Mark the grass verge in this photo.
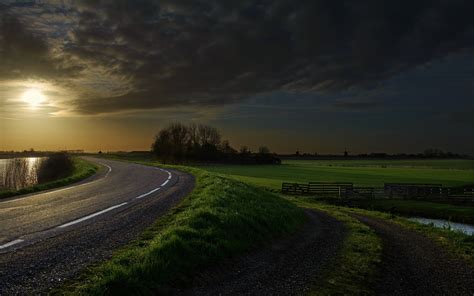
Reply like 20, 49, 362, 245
292, 199, 381, 295
59, 163, 304, 295
0, 157, 98, 200
326, 199, 474, 224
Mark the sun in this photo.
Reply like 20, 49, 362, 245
21, 89, 46, 108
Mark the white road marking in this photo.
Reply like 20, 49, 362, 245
1, 165, 173, 251
0, 239, 24, 249
57, 202, 128, 228
103, 163, 112, 177
136, 187, 161, 199
58, 168, 172, 228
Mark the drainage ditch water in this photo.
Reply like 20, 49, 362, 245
0, 157, 44, 191
408, 217, 474, 235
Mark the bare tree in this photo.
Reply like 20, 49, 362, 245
258, 146, 270, 155
151, 129, 173, 164
198, 124, 221, 146
239, 146, 250, 155
168, 123, 190, 161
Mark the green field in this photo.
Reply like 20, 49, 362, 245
199, 159, 474, 190
285, 159, 474, 170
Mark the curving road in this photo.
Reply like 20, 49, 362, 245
0, 157, 194, 294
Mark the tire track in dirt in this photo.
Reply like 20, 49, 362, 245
175, 209, 346, 296
352, 214, 474, 296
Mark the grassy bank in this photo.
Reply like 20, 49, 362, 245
0, 157, 98, 200
293, 199, 382, 295
327, 199, 474, 224
60, 163, 304, 295
199, 159, 474, 190
197, 161, 473, 292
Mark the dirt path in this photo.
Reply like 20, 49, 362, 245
353, 214, 474, 296
175, 209, 346, 296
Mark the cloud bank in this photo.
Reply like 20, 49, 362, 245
1, 0, 474, 115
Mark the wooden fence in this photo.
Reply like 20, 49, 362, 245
282, 182, 474, 199
282, 182, 353, 197
441, 185, 474, 197
384, 183, 442, 198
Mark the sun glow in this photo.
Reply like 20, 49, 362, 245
21, 89, 46, 108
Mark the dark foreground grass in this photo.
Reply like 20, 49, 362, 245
59, 164, 304, 295
293, 199, 381, 295
0, 157, 97, 200
328, 199, 474, 224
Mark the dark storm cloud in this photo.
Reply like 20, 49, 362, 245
3, 0, 474, 114
0, 6, 50, 78
332, 100, 382, 111
0, 4, 81, 80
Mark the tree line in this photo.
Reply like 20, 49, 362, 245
151, 123, 280, 164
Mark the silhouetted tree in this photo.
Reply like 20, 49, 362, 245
256, 146, 276, 164
37, 153, 74, 183
239, 145, 250, 155
197, 124, 221, 147
258, 146, 270, 155
151, 123, 280, 164
168, 123, 190, 162
152, 129, 173, 163
219, 140, 237, 161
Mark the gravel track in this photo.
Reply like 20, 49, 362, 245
176, 209, 346, 296
353, 214, 474, 296
0, 167, 194, 295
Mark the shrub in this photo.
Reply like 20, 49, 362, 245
37, 153, 74, 183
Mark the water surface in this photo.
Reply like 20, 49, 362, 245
408, 217, 474, 235
0, 157, 45, 190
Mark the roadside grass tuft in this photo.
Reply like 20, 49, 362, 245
0, 157, 97, 200
294, 199, 382, 296
59, 164, 304, 295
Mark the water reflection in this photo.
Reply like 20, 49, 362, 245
408, 217, 474, 235
0, 158, 44, 190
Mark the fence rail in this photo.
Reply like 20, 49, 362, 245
282, 182, 353, 197
384, 183, 442, 198
282, 182, 474, 199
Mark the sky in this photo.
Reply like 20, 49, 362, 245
0, 0, 473, 154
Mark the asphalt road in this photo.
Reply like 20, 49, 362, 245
0, 157, 194, 294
